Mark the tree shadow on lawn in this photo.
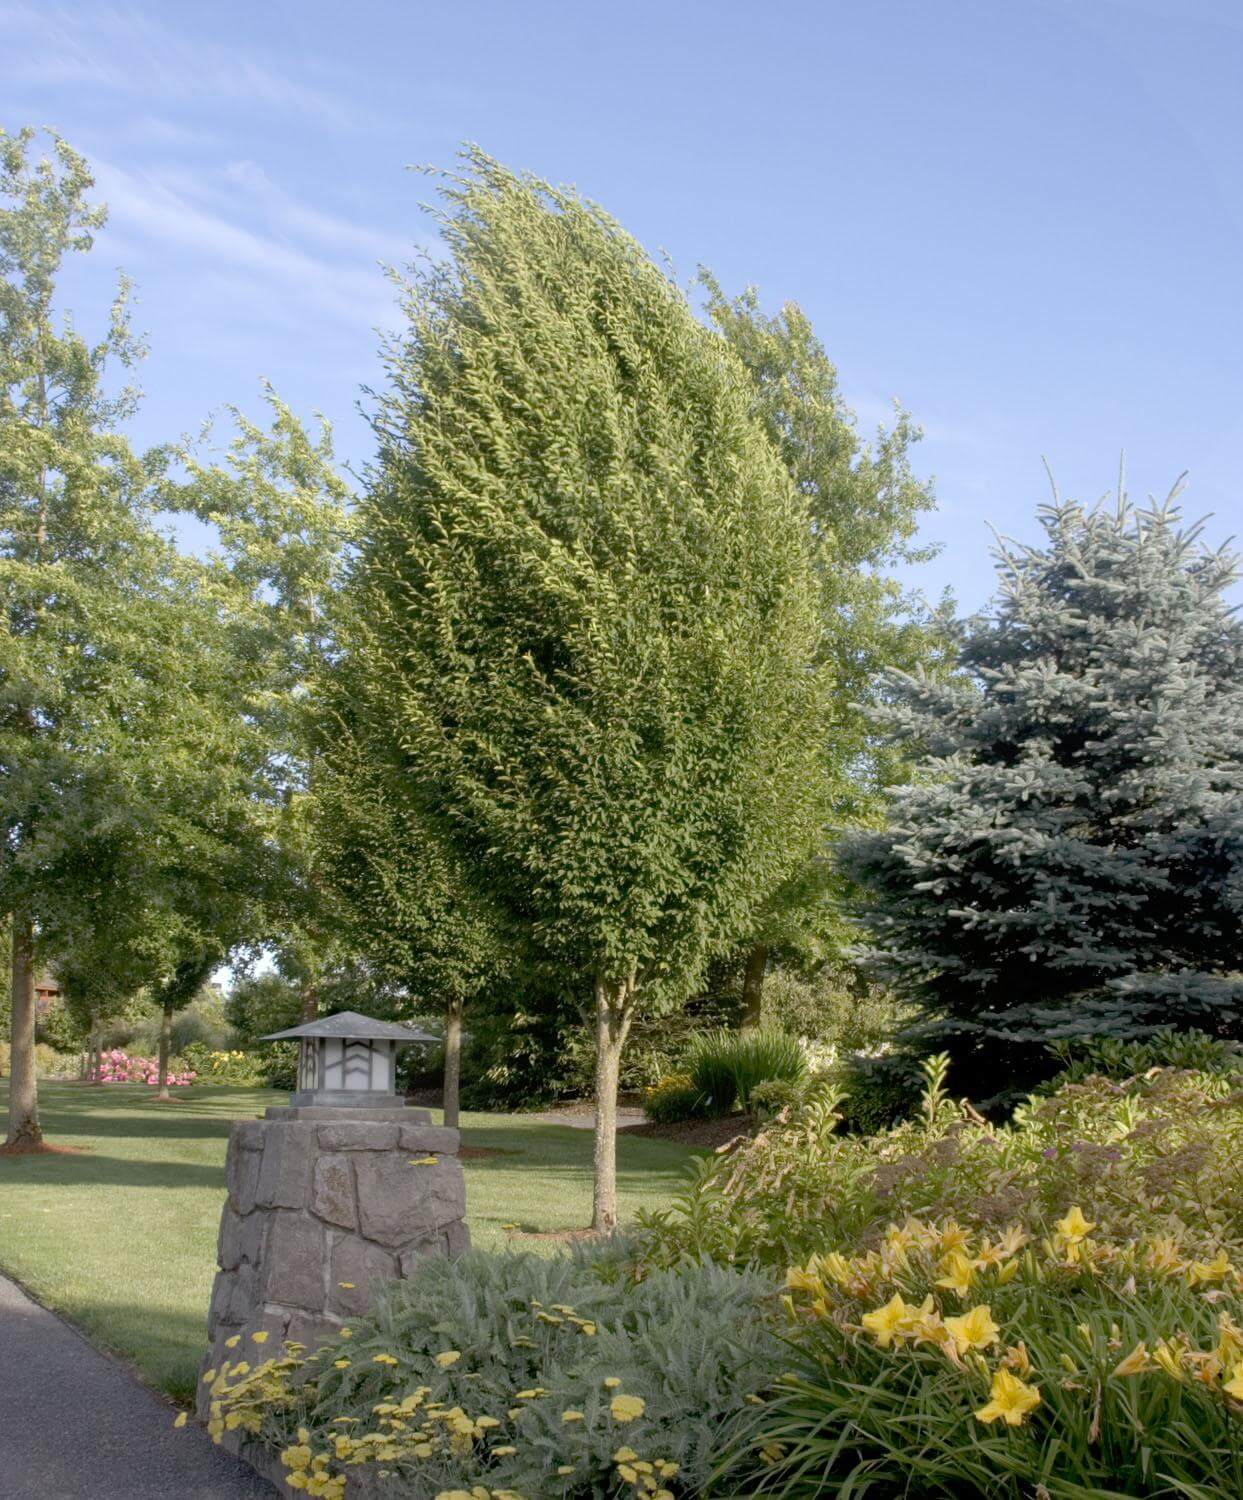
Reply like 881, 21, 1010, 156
0, 1151, 226, 1190
14, 1084, 277, 1144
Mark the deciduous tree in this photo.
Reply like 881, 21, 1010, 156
352, 151, 827, 1227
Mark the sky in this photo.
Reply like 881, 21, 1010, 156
4, 0, 1242, 611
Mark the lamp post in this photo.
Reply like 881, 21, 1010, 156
199, 1008, 469, 1432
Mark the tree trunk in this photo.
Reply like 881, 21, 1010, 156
442, 995, 463, 1130
741, 943, 768, 1029
591, 974, 634, 1234
299, 976, 319, 1025
156, 1002, 173, 1100
6, 913, 41, 1147
89, 1017, 102, 1083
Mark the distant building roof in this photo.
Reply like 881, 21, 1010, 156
261, 1010, 437, 1044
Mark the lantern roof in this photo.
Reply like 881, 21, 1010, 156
260, 1010, 437, 1044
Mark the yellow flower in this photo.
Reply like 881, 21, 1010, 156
603, 1376, 621, 1388
974, 1368, 1042, 1426
1112, 1342, 1152, 1378
173, 1412, 187, 1428
224, 1335, 241, 1349
435, 1350, 462, 1368
410, 1156, 439, 1166
938, 1220, 971, 1254
333, 1358, 350, 1369
492, 1445, 516, 1456
561, 1409, 584, 1422
785, 1264, 825, 1295
337, 1282, 355, 1290
1055, 1207, 1095, 1243
251, 1331, 269, 1344
1224, 1364, 1243, 1401
861, 1293, 914, 1348
817, 1252, 855, 1286
434, 1491, 476, 1500
372, 1353, 399, 1366
1189, 1251, 1233, 1286
1153, 1340, 1185, 1380
610, 1393, 645, 1422
557, 1466, 574, 1475
944, 1305, 1000, 1355
614, 1447, 638, 1462
1002, 1342, 1031, 1376
935, 1251, 975, 1298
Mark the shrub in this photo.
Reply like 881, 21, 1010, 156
632, 1056, 1243, 1274
748, 1077, 812, 1121
642, 1073, 703, 1124
180, 1043, 264, 1086
34, 1043, 79, 1079
1044, 1027, 1242, 1089
205, 1249, 783, 1499
94, 1049, 196, 1086
684, 1027, 807, 1117
728, 1217, 1243, 1498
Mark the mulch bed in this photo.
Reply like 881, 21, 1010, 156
621, 1113, 756, 1150
0, 1139, 85, 1157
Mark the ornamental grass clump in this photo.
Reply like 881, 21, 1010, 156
203, 1249, 783, 1499
723, 1214, 1243, 1498
684, 1027, 807, 1117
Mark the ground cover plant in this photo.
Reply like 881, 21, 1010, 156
205, 1249, 783, 1500
0, 1081, 699, 1398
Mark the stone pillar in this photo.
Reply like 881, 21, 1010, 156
197, 1105, 468, 1419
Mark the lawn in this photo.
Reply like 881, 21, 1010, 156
0, 1081, 698, 1400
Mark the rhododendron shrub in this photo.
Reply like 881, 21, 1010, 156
96, 1049, 196, 1086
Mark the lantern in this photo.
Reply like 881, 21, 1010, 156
261, 1010, 436, 1107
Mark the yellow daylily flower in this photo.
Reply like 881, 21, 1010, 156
1153, 1340, 1185, 1380
1112, 1342, 1153, 1378
1224, 1364, 1243, 1401
944, 1304, 1000, 1355
1189, 1251, 1234, 1286
861, 1293, 914, 1348
785, 1264, 825, 1295
935, 1250, 975, 1298
974, 1368, 1042, 1426
1055, 1207, 1095, 1243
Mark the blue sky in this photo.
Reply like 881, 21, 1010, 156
4, 0, 1242, 610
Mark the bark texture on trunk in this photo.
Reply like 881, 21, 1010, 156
442, 996, 463, 1130
591, 974, 634, 1234
88, 1018, 102, 1084
299, 978, 319, 1025
741, 943, 768, 1029
157, 1002, 173, 1100
6, 913, 41, 1147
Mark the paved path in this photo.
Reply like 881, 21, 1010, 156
530, 1104, 646, 1130
0, 1273, 275, 1500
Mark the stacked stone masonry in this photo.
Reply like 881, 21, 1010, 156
197, 1107, 469, 1419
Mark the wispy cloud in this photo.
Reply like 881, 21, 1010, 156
92, 157, 405, 332
0, 2, 364, 127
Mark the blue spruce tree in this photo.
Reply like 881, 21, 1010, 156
845, 482, 1243, 1100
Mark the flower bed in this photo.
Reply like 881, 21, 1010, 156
97, 1049, 196, 1086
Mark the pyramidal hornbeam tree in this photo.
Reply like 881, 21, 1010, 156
844, 483, 1243, 1100
352, 150, 827, 1229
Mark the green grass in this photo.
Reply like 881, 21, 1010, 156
0, 1081, 699, 1400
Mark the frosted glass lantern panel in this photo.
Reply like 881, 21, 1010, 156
320, 1038, 395, 1092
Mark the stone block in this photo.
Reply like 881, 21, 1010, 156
311, 1153, 357, 1228
255, 1122, 316, 1210
442, 1219, 471, 1257
234, 1119, 266, 1151
397, 1124, 459, 1155
315, 1122, 399, 1152
285, 1311, 341, 1351
217, 1207, 243, 1271
328, 1236, 397, 1317
237, 1210, 266, 1267
260, 1213, 324, 1311
224, 1264, 259, 1325
228, 1143, 262, 1216
355, 1153, 447, 1246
